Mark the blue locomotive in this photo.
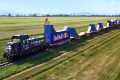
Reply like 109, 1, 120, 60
4, 34, 46, 60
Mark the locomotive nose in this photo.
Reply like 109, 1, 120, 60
4, 44, 12, 57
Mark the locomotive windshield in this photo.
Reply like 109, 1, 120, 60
11, 34, 29, 42
7, 42, 13, 48
11, 38, 20, 43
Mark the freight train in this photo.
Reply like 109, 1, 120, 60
3, 19, 120, 61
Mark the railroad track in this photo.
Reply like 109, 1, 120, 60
0, 29, 118, 69
0, 61, 13, 68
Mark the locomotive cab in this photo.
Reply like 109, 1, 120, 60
4, 34, 29, 61
4, 42, 21, 61
11, 34, 29, 42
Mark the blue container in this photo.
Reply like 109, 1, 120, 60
66, 27, 78, 38
44, 24, 54, 44
107, 20, 113, 27
114, 20, 117, 25
116, 20, 120, 25
119, 20, 120, 24
44, 24, 70, 45
89, 24, 97, 32
98, 23, 104, 30
116, 20, 120, 24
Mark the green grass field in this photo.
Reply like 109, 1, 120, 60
0, 17, 120, 80
0, 17, 118, 40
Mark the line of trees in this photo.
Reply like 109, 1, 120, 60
0, 13, 120, 17
0, 13, 38, 17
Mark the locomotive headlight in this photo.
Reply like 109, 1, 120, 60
7, 46, 12, 50
5, 45, 12, 54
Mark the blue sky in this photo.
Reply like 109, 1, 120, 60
0, 0, 120, 15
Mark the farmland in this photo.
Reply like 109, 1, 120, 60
0, 17, 120, 80
0, 17, 118, 40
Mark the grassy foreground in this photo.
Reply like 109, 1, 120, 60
30, 30, 120, 80
3, 29, 120, 80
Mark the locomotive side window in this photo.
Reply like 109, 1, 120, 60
33, 39, 40, 46
22, 40, 29, 50
28, 38, 41, 46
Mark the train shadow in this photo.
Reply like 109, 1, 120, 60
13, 26, 120, 67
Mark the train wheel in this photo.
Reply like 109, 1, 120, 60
6, 55, 14, 62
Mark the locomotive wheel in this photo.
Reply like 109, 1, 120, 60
6, 55, 14, 62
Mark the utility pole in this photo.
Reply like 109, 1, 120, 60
44, 16, 49, 25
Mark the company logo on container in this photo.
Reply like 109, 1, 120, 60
64, 32, 68, 38
54, 32, 69, 41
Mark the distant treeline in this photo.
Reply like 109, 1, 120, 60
0, 13, 120, 17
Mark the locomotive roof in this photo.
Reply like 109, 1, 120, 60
28, 37, 44, 41
11, 34, 29, 40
